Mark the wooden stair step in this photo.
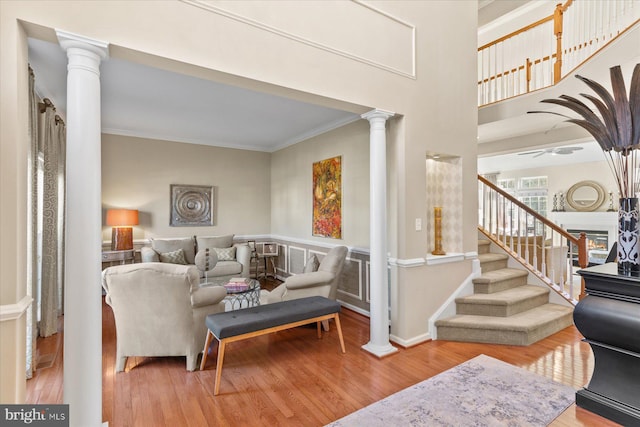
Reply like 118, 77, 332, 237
456, 285, 550, 317
435, 303, 574, 346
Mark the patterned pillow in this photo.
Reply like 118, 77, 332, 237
159, 249, 187, 265
303, 254, 319, 273
214, 247, 236, 261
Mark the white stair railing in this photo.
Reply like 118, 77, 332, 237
478, 0, 640, 106
478, 175, 588, 303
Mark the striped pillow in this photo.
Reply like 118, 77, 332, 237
214, 247, 236, 261
159, 249, 187, 265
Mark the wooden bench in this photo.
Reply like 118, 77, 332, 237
200, 296, 346, 395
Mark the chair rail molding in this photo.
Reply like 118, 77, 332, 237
0, 295, 33, 322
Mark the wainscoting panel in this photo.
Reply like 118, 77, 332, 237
365, 260, 371, 303
287, 246, 307, 275
275, 243, 288, 276
338, 257, 363, 300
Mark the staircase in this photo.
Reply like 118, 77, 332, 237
435, 240, 574, 346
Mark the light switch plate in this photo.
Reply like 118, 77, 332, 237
415, 218, 422, 231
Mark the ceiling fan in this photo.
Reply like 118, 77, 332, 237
518, 146, 584, 158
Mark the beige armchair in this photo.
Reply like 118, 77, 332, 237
261, 246, 348, 304
102, 262, 227, 371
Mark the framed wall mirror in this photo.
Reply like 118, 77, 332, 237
566, 180, 606, 211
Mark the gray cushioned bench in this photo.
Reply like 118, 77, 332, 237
200, 296, 346, 395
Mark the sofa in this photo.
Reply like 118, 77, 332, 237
140, 234, 251, 280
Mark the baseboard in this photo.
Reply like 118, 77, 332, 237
390, 332, 432, 348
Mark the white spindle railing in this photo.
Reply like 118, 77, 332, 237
562, 0, 639, 73
478, 176, 588, 303
478, 0, 640, 106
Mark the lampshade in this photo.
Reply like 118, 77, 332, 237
106, 209, 139, 226
106, 209, 139, 251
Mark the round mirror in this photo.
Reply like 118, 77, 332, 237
566, 180, 606, 211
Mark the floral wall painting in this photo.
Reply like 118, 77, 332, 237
313, 156, 342, 239
170, 184, 214, 226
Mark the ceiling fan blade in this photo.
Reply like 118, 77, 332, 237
518, 151, 542, 156
554, 146, 585, 155
533, 152, 546, 158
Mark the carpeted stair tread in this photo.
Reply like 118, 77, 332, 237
478, 240, 491, 254
474, 268, 528, 284
456, 285, 548, 306
478, 252, 509, 272
436, 303, 573, 332
478, 252, 508, 263
455, 285, 550, 316
473, 268, 528, 293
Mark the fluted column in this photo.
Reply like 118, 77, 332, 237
361, 109, 398, 358
57, 30, 108, 427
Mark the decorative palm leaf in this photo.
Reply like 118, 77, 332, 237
529, 64, 640, 197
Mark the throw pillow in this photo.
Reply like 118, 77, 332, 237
159, 249, 187, 265
151, 237, 196, 264
303, 254, 320, 273
196, 235, 234, 251
214, 246, 236, 261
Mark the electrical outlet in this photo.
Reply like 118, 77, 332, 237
415, 218, 422, 231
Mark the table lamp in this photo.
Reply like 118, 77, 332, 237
106, 209, 139, 251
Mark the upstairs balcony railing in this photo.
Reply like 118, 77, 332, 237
478, 175, 588, 303
478, 0, 640, 106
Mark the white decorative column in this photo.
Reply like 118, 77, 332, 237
361, 109, 398, 358
57, 30, 108, 427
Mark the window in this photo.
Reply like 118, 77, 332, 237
497, 178, 515, 192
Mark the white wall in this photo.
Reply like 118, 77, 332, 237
495, 160, 617, 212
101, 134, 271, 240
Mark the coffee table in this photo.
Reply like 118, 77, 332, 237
201, 278, 261, 311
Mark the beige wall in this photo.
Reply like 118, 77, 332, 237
271, 120, 370, 247
496, 160, 617, 212
101, 134, 271, 241
1, 0, 478, 402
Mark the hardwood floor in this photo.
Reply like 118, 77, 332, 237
26, 294, 619, 426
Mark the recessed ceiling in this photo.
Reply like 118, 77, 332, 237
27, 38, 361, 153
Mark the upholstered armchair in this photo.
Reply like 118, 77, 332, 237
102, 262, 227, 371
261, 246, 348, 305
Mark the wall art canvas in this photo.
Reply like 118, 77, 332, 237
313, 156, 342, 239
170, 184, 214, 226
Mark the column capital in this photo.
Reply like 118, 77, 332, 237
361, 109, 395, 122
56, 30, 109, 61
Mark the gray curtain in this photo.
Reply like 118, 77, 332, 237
39, 101, 65, 337
26, 67, 38, 379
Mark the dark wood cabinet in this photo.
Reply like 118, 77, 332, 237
574, 262, 640, 426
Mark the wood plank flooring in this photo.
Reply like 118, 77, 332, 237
26, 295, 619, 426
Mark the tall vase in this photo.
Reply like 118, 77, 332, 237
618, 197, 640, 275
432, 207, 446, 255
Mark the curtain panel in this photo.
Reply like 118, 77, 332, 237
26, 66, 67, 379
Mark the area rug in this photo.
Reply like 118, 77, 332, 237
327, 354, 575, 427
